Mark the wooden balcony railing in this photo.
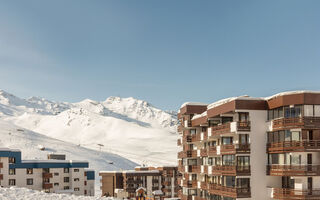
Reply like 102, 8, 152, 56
42, 172, 53, 179
200, 149, 208, 157
212, 165, 251, 176
237, 121, 251, 131
267, 141, 320, 153
267, 165, 320, 176
272, 117, 320, 131
272, 188, 320, 199
208, 146, 217, 156
178, 151, 187, 159
220, 144, 250, 154
212, 123, 231, 136
178, 125, 183, 133
43, 183, 53, 189
188, 165, 199, 173
209, 184, 251, 198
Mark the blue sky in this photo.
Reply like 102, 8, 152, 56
0, 0, 319, 110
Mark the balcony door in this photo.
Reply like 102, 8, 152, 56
282, 177, 294, 189
307, 154, 312, 172
308, 177, 313, 194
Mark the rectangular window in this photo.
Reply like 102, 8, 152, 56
292, 131, 301, 141
239, 113, 249, 122
190, 129, 196, 135
64, 177, 70, 182
26, 178, 33, 185
74, 188, 80, 191
74, 178, 80, 182
315, 105, 320, 117
64, 186, 70, 190
73, 169, 79, 172
54, 172, 59, 176
304, 105, 314, 117
237, 178, 250, 188
222, 155, 235, 166
43, 168, 50, 173
9, 169, 15, 175
9, 179, 16, 186
268, 110, 273, 120
64, 168, 69, 173
26, 168, 33, 175
54, 183, 59, 186
278, 107, 284, 118
9, 157, 16, 164
222, 137, 233, 145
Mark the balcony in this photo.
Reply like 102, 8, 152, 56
209, 184, 251, 198
212, 165, 251, 176
42, 172, 53, 179
272, 188, 320, 199
272, 117, 320, 131
43, 183, 53, 189
236, 121, 251, 131
183, 180, 197, 188
220, 144, 250, 154
200, 149, 208, 157
267, 141, 320, 153
188, 165, 199, 173
267, 165, 320, 176
178, 125, 183, 133
200, 182, 208, 190
211, 123, 231, 136
208, 146, 217, 156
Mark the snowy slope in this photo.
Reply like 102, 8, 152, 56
0, 187, 113, 200
0, 90, 178, 166
0, 120, 137, 194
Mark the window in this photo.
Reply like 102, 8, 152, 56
315, 105, 320, 117
43, 178, 50, 183
64, 168, 69, 173
222, 155, 235, 166
190, 129, 196, 135
239, 113, 249, 122
26, 168, 33, 175
54, 172, 59, 176
225, 176, 235, 187
43, 168, 50, 173
237, 178, 250, 188
73, 169, 79, 172
222, 137, 233, 145
74, 178, 80, 182
9, 169, 15, 175
239, 134, 249, 144
304, 105, 314, 116
9, 157, 16, 163
54, 183, 59, 186
64, 186, 70, 190
84, 181, 87, 186
26, 178, 33, 185
237, 156, 250, 166
74, 188, 80, 191
64, 177, 70, 182
9, 179, 16, 186
268, 110, 273, 121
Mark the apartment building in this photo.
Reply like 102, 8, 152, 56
177, 91, 320, 200
99, 166, 180, 199
0, 148, 95, 196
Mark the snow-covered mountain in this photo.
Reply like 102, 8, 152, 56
0, 120, 136, 194
0, 90, 178, 166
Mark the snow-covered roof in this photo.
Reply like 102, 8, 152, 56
0, 148, 20, 152
192, 111, 207, 120
21, 160, 88, 164
265, 90, 320, 100
207, 95, 264, 110
180, 102, 208, 109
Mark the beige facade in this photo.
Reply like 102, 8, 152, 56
0, 148, 95, 196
